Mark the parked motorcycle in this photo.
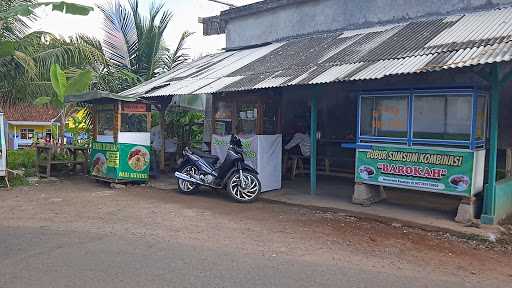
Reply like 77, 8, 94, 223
174, 135, 262, 202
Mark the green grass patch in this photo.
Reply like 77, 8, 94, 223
7, 149, 37, 177
0, 174, 29, 188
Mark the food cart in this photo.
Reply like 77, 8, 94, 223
210, 92, 282, 192
67, 92, 152, 183
353, 88, 487, 197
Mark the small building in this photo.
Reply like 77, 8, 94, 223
0, 103, 60, 149
122, 0, 512, 224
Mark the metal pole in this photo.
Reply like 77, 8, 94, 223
310, 94, 318, 195
482, 64, 501, 224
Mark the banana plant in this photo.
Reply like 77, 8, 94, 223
0, 1, 93, 21
35, 63, 93, 144
1, 1, 99, 105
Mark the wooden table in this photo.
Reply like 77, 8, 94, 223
36, 145, 89, 178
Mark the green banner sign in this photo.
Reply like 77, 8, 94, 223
355, 145, 475, 196
90, 142, 150, 181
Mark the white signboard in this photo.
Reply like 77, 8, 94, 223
0, 113, 6, 177
212, 134, 282, 192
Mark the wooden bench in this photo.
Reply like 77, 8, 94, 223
36, 145, 89, 178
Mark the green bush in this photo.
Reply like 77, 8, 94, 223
0, 174, 29, 187
166, 108, 205, 148
7, 149, 37, 177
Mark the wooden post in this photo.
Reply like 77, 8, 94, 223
46, 146, 53, 178
232, 98, 238, 134
113, 102, 121, 143
203, 94, 213, 144
81, 148, 88, 175
159, 97, 172, 171
91, 106, 97, 141
256, 100, 263, 134
72, 148, 77, 173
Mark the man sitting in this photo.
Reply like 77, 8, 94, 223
284, 123, 310, 157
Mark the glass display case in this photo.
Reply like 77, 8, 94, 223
355, 89, 487, 197
96, 104, 115, 141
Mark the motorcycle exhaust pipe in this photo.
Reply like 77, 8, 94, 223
175, 172, 203, 185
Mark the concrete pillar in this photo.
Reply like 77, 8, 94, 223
455, 197, 476, 224
353, 182, 386, 205
481, 64, 500, 224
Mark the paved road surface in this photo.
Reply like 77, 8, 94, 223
0, 226, 464, 288
0, 178, 510, 287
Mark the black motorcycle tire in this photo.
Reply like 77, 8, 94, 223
227, 171, 261, 203
177, 165, 200, 195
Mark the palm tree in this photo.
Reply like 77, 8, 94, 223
98, 0, 193, 81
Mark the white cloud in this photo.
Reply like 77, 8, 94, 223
32, 0, 260, 58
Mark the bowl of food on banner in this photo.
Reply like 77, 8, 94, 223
128, 146, 150, 171
358, 165, 375, 180
92, 153, 107, 176
449, 175, 470, 191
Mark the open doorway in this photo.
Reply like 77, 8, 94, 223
280, 84, 358, 198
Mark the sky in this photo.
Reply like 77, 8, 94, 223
32, 0, 260, 58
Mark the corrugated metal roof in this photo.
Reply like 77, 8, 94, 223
123, 7, 512, 98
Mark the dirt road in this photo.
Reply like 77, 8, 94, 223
0, 178, 511, 287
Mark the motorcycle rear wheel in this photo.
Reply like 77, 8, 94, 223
227, 171, 261, 203
177, 165, 200, 194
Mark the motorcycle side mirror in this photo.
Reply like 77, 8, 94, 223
230, 135, 242, 147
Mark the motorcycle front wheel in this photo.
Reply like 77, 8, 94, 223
227, 171, 261, 203
177, 165, 200, 195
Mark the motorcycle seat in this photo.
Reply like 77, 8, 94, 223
191, 148, 219, 165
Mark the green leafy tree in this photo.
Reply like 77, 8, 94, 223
0, 1, 101, 104
66, 109, 92, 146
35, 64, 93, 144
60, 34, 142, 95
98, 0, 193, 81
167, 108, 205, 149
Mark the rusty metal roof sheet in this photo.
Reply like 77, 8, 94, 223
123, 7, 512, 98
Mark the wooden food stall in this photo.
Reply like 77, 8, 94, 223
68, 92, 152, 183
211, 92, 282, 192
